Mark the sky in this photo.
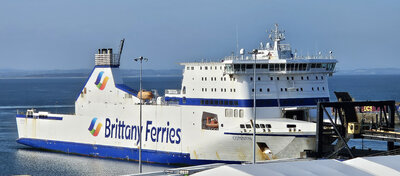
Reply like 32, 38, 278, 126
0, 0, 399, 71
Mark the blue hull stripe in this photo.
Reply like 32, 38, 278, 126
224, 132, 316, 137
16, 138, 240, 165
165, 97, 329, 107
16, 114, 63, 120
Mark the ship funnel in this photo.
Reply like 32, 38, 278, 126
95, 46, 120, 67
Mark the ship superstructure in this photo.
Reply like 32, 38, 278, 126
16, 24, 337, 165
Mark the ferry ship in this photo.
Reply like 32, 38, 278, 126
16, 24, 337, 165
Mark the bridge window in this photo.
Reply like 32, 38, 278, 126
262, 64, 268, 69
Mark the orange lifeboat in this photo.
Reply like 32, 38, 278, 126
206, 117, 218, 128
137, 90, 154, 100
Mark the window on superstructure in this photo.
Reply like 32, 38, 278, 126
287, 77, 289, 80
234, 101, 238, 105
246, 64, 253, 69
255, 124, 260, 128
277, 77, 280, 80
186, 67, 189, 70
205, 88, 207, 92
252, 89, 254, 92
239, 109, 244, 117
301, 76, 304, 80
321, 76, 324, 80
291, 77, 294, 80
285, 88, 287, 91
260, 124, 266, 128
307, 76, 309, 80
316, 76, 318, 80
256, 64, 261, 69
202, 77, 204, 81
280, 88, 283, 91
317, 87, 320, 91
221, 77, 223, 81
296, 88, 299, 91
241, 64, 246, 71
260, 88, 262, 92
250, 77, 253, 81
182, 86, 186, 94
202, 88, 204, 92
205, 66, 208, 70
280, 64, 285, 71
210, 66, 212, 70
270, 77, 273, 81
240, 124, 245, 128
205, 100, 209, 104
225, 109, 233, 117
219, 100, 223, 105
221, 88, 223, 92
201, 100, 204, 105
224, 88, 226, 92
200, 66, 202, 70
210, 100, 213, 104
301, 88, 303, 91
205, 77, 207, 81
245, 124, 251, 129
323, 87, 325, 91
224, 100, 228, 105
262, 64, 268, 69
267, 88, 270, 92
234, 89, 236, 92
266, 124, 272, 128
316, 63, 322, 68
234, 109, 238, 117
215, 66, 217, 70
220, 66, 222, 70
224, 77, 226, 81
191, 67, 194, 70
311, 64, 316, 68
214, 100, 218, 104
258, 77, 261, 81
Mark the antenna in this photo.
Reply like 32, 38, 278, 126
118, 38, 125, 61
236, 25, 239, 56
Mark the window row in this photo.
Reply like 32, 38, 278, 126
240, 123, 272, 129
230, 63, 335, 72
250, 75, 324, 81
200, 77, 236, 81
200, 99, 239, 106
201, 88, 236, 92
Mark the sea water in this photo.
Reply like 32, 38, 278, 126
0, 75, 399, 175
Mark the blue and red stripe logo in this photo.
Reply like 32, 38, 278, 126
88, 117, 102, 136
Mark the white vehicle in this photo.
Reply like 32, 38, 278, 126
16, 24, 337, 165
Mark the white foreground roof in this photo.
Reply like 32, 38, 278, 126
193, 155, 400, 176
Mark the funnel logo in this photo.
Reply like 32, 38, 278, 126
94, 71, 109, 90
88, 118, 102, 136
